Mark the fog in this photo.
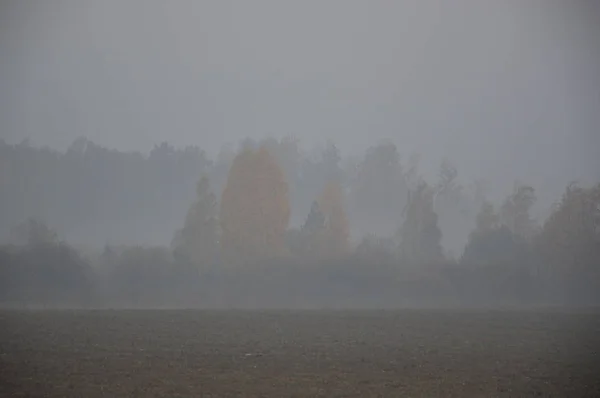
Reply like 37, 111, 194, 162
2, 1, 599, 179
0, 1, 599, 309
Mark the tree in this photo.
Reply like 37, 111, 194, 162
464, 198, 531, 269
462, 225, 531, 268
220, 145, 291, 265
471, 200, 499, 239
172, 175, 219, 271
500, 183, 537, 240
349, 141, 408, 237
536, 183, 600, 303
435, 159, 460, 201
258, 136, 304, 224
303, 201, 325, 235
318, 180, 350, 257
321, 141, 342, 183
300, 200, 326, 258
456, 224, 536, 304
9, 218, 59, 247
398, 182, 443, 265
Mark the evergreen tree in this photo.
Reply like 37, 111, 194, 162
299, 200, 326, 258
319, 180, 350, 257
302, 201, 326, 236
471, 200, 499, 239
172, 175, 219, 271
500, 183, 537, 240
398, 182, 443, 265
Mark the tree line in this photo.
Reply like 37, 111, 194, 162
1, 137, 598, 308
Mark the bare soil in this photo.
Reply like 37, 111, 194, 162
1, 309, 599, 397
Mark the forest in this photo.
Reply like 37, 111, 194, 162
1, 137, 599, 308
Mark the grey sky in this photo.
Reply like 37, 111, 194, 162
1, 0, 599, 203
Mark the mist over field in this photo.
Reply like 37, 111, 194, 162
0, 1, 599, 309
2, 2, 600, 397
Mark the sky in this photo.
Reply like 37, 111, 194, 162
1, 0, 599, 203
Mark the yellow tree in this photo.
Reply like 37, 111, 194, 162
318, 180, 350, 257
220, 145, 290, 266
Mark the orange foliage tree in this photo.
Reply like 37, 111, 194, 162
318, 180, 350, 257
219, 145, 291, 266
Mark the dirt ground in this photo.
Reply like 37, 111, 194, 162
1, 309, 599, 397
